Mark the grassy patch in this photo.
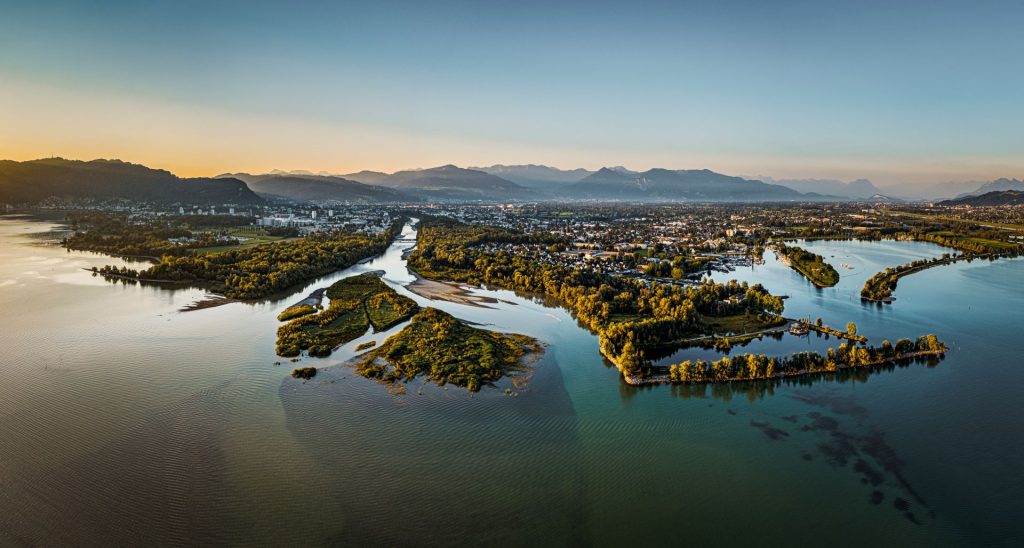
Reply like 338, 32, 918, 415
927, 231, 1018, 250
277, 304, 316, 322
704, 312, 785, 335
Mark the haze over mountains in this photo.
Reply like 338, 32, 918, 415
568, 168, 802, 201
953, 178, 1024, 198
755, 177, 885, 199
219, 172, 410, 203
939, 190, 1024, 206
1, 157, 1020, 206
349, 165, 538, 201
472, 164, 595, 189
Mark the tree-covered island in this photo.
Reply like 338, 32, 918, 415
276, 273, 419, 357
356, 307, 543, 392
774, 243, 840, 287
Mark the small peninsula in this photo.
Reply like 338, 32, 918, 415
775, 243, 840, 287
356, 307, 543, 392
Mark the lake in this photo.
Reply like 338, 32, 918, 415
0, 215, 1020, 546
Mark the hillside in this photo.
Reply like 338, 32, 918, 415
762, 177, 883, 198
350, 165, 537, 201
939, 190, 1024, 206
0, 158, 262, 206
219, 173, 412, 203
340, 170, 392, 185
954, 178, 1024, 199
567, 168, 802, 201
473, 164, 592, 189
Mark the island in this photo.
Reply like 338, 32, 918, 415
276, 273, 419, 357
355, 307, 543, 392
652, 335, 948, 384
775, 243, 840, 287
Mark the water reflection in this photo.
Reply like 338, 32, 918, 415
1, 215, 1020, 546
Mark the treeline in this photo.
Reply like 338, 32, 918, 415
64, 212, 236, 257
408, 219, 784, 377
804, 319, 867, 343
98, 220, 404, 299
667, 335, 946, 383
641, 253, 712, 279
788, 220, 1023, 256
162, 214, 256, 228
860, 253, 982, 302
776, 243, 839, 287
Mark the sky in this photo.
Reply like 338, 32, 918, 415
1, 0, 1022, 187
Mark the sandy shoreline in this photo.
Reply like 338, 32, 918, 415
406, 274, 500, 308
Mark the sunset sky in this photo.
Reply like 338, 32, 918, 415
1, 0, 1022, 186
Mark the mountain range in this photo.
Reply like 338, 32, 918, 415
756, 177, 884, 199
0, 158, 261, 205
346, 165, 538, 201
939, 190, 1024, 206
4, 157, 1021, 206
218, 173, 411, 203
952, 178, 1024, 199
472, 164, 595, 189
566, 168, 803, 201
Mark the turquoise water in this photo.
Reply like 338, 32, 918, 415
0, 216, 1020, 546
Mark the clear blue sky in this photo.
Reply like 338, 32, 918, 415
1, 0, 1021, 186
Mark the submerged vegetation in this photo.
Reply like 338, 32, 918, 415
356, 307, 542, 392
276, 273, 419, 357
776, 243, 840, 287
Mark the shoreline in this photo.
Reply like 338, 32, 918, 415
406, 273, 501, 308
623, 349, 947, 385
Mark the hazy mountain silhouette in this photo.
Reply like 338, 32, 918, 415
473, 164, 592, 189
348, 165, 537, 201
954, 178, 1024, 199
759, 177, 883, 198
219, 173, 412, 203
568, 168, 802, 201
0, 158, 261, 205
940, 190, 1024, 206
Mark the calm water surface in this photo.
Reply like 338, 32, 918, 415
0, 216, 1021, 546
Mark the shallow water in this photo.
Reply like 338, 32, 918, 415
0, 216, 1020, 546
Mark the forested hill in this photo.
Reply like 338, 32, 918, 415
939, 190, 1024, 206
0, 158, 263, 205
218, 173, 412, 203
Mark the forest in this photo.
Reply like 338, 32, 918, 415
63, 211, 242, 257
775, 243, 840, 287
408, 218, 785, 377
666, 334, 947, 383
95, 221, 403, 299
355, 307, 542, 392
